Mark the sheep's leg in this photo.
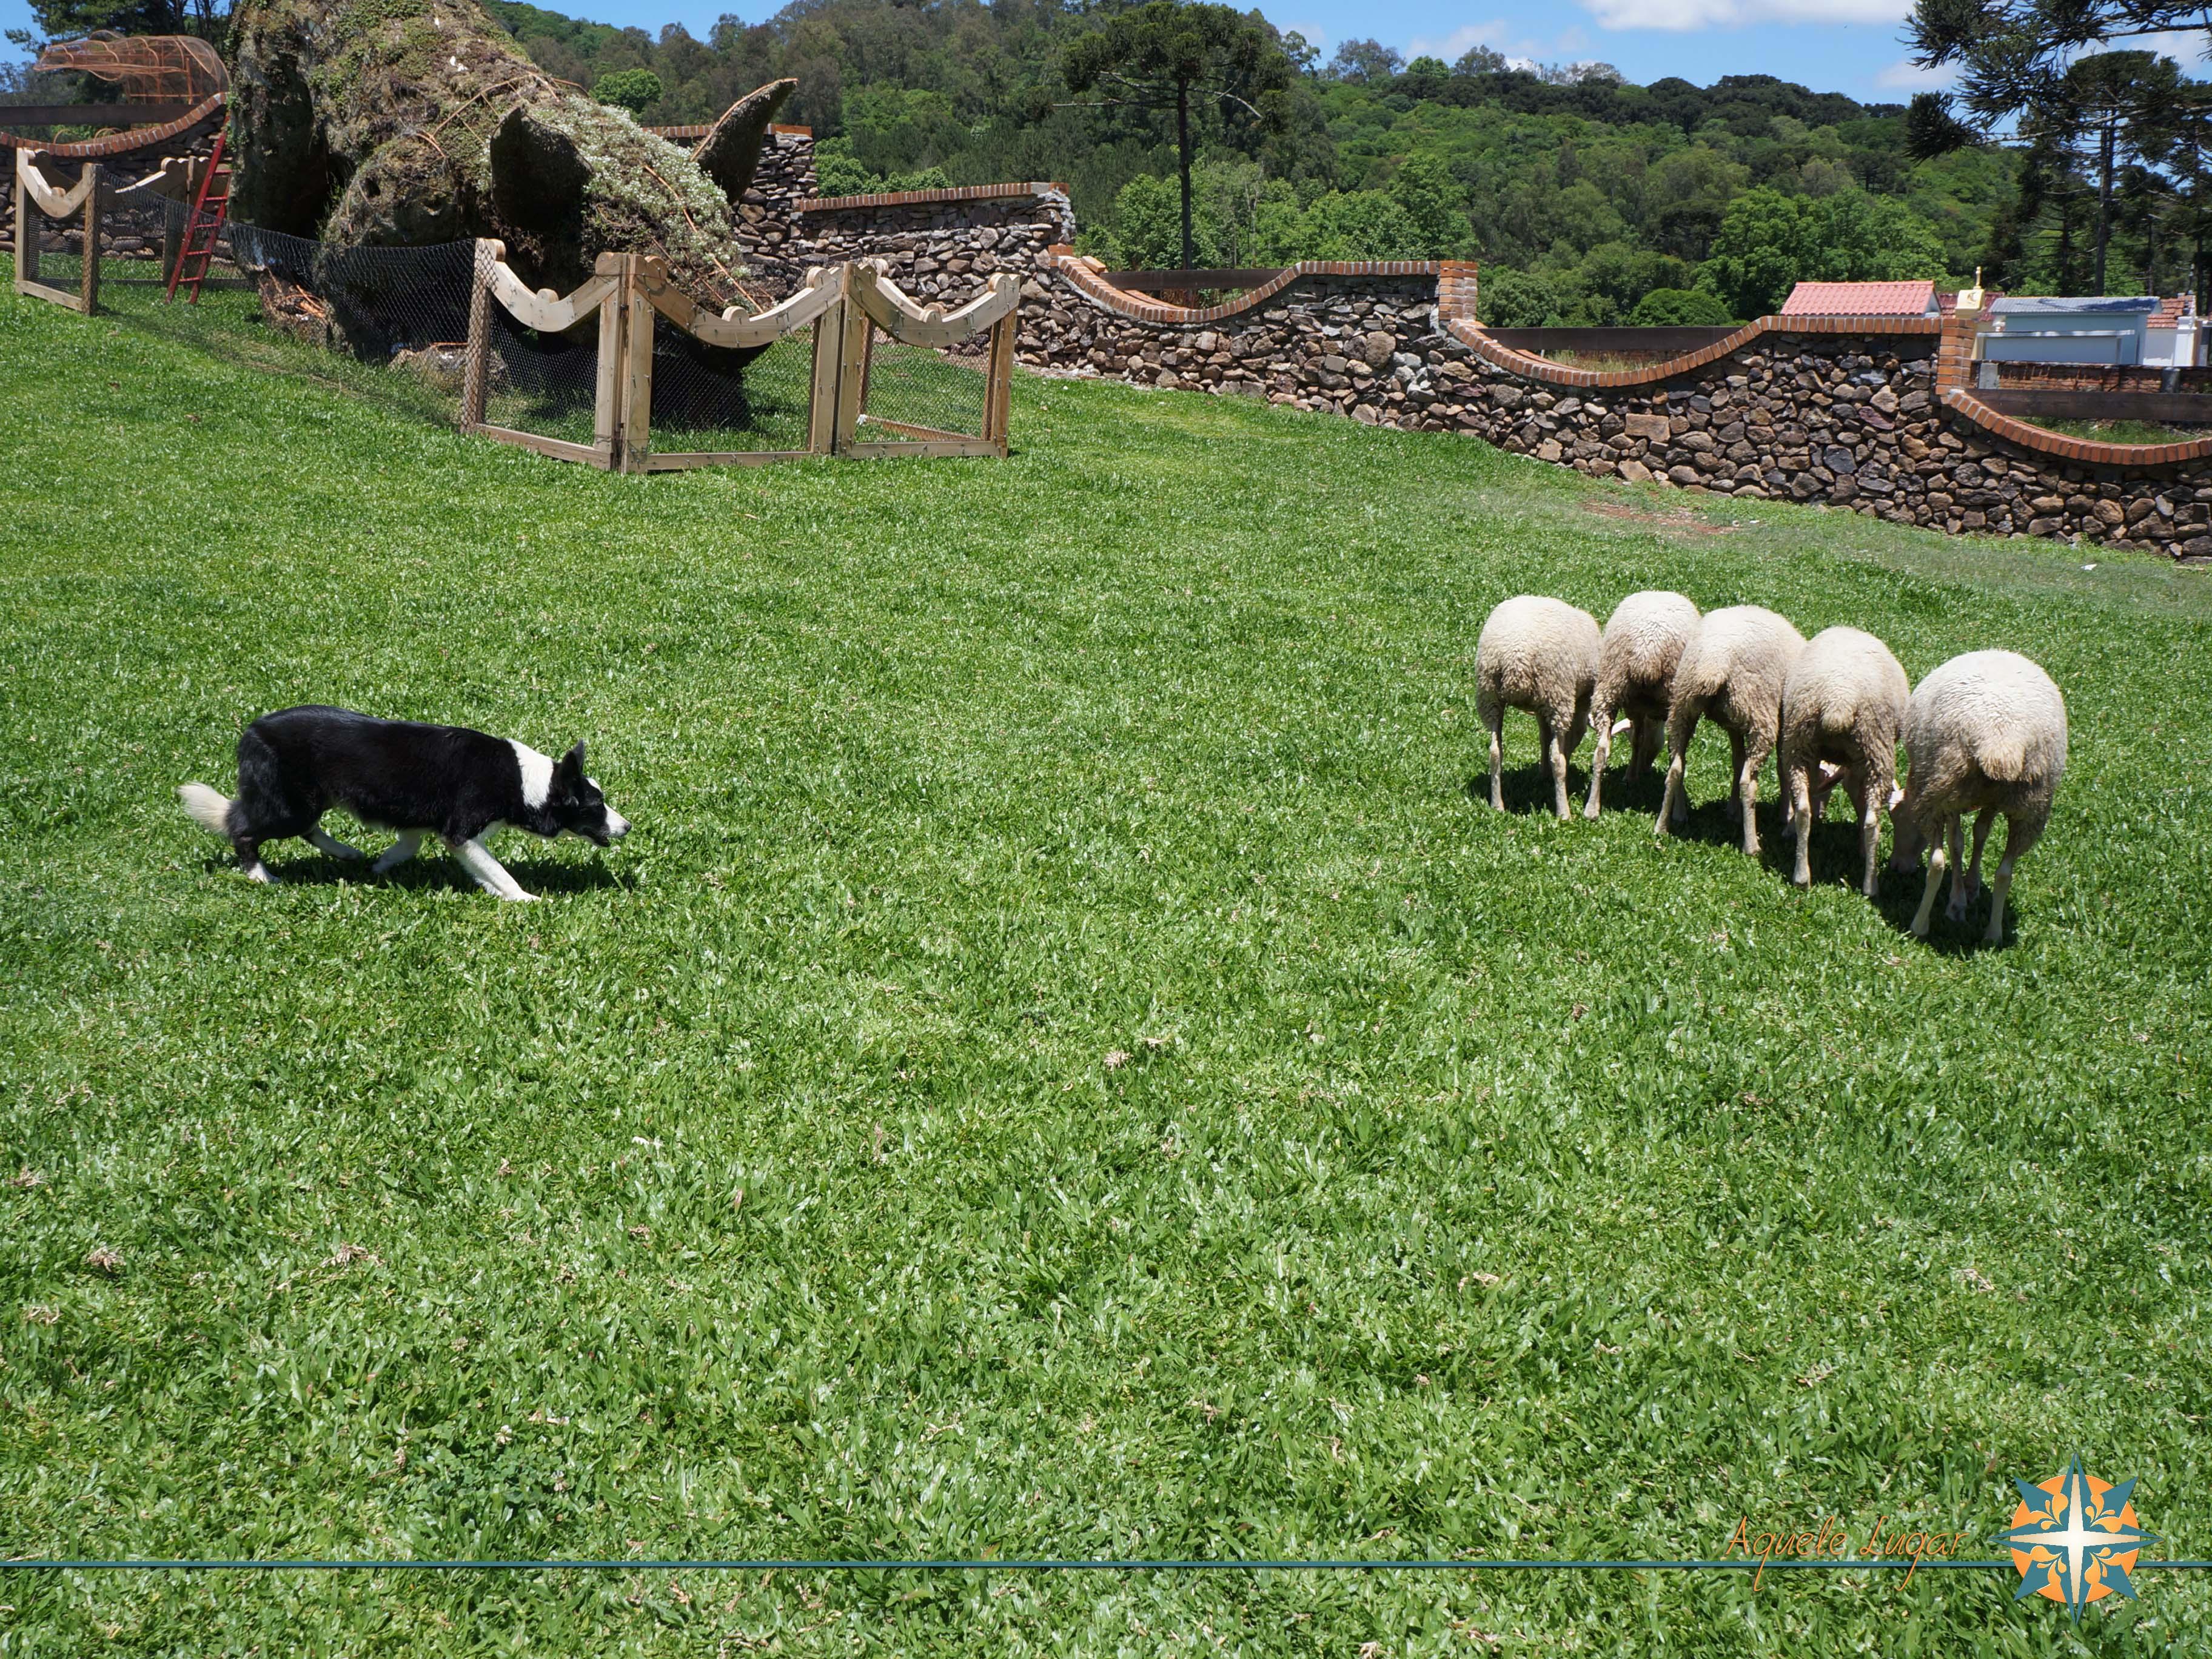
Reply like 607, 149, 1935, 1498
1911, 817, 1952, 938
1481, 697, 1505, 811
1724, 730, 1747, 823
1630, 717, 1660, 777
1656, 709, 1697, 836
1855, 776, 1882, 899
1738, 734, 1772, 857
1788, 760, 1814, 887
1965, 808, 1996, 899
1583, 706, 1613, 819
1543, 718, 1570, 822
1944, 819, 1971, 920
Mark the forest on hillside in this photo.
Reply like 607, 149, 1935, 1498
475, 0, 2203, 321
8, 0, 2205, 320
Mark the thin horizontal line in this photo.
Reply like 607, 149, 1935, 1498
7, 1558, 2211, 1574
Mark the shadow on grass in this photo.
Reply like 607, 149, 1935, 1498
204, 848, 630, 897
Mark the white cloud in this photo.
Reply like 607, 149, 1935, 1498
1875, 57, 1956, 89
1406, 20, 1512, 61
1581, 0, 1908, 30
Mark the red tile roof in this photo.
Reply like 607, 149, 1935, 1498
2151, 293, 2196, 328
1780, 280, 1937, 317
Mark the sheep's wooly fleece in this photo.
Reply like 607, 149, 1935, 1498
1475, 595, 1602, 819
1896, 649, 2068, 942
1657, 604, 1809, 855
1780, 625, 1911, 894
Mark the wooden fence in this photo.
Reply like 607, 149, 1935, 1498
462, 243, 1019, 472
13, 147, 101, 313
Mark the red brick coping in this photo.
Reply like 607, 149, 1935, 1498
800, 181, 1068, 214
1443, 312, 1943, 389
0, 91, 224, 158
1047, 249, 1450, 325
1941, 387, 2212, 466
646, 121, 813, 141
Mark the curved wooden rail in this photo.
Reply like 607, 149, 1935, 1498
16, 149, 100, 218
635, 257, 843, 346
850, 260, 1018, 346
480, 244, 620, 333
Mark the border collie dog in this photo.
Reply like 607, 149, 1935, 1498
179, 706, 630, 902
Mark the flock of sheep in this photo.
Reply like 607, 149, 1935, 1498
1473, 592, 2069, 943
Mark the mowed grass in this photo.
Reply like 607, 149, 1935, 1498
3, 272, 2211, 1658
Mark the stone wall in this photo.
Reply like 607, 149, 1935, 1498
1011, 251, 2212, 561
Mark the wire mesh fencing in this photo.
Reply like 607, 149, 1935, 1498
11, 173, 1020, 472
855, 329, 992, 445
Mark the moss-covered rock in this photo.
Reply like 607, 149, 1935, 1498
227, 0, 767, 309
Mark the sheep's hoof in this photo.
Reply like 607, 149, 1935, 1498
1911, 915, 1932, 939
1982, 920, 2005, 945
1945, 896, 1969, 922
1791, 872, 1811, 890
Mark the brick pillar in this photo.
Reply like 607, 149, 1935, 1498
1936, 305, 1980, 395
1437, 260, 1480, 324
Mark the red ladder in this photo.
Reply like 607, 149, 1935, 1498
165, 130, 230, 304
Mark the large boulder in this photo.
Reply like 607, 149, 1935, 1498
226, 0, 792, 309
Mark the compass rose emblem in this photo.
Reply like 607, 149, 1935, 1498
2000, 1457, 2154, 1617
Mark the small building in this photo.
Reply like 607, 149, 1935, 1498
1779, 280, 1939, 318
2146, 295, 2202, 369
1982, 296, 2159, 366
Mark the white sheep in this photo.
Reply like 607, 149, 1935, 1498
1583, 590, 1701, 819
1780, 626, 1911, 896
1889, 649, 2068, 943
1654, 605, 1807, 857
1475, 595, 1602, 822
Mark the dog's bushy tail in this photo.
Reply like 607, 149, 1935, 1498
178, 783, 235, 838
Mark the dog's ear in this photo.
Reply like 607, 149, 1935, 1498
558, 741, 586, 778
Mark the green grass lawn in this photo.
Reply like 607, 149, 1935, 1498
4, 271, 2211, 1657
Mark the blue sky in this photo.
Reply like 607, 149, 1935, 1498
2, 0, 2204, 107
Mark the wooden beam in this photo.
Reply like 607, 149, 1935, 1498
639, 448, 816, 471
848, 262, 1019, 347
78, 162, 98, 315
620, 256, 654, 472
980, 310, 1015, 450
476, 425, 617, 468
460, 239, 499, 433
594, 270, 625, 457
841, 438, 1005, 459
1977, 387, 2212, 425
0, 102, 197, 128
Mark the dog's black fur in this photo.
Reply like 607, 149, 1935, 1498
181, 705, 628, 899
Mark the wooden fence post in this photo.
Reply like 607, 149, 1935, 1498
831, 275, 871, 454
806, 265, 846, 455
78, 162, 99, 315
620, 253, 654, 472
981, 310, 1016, 452
14, 149, 37, 297
592, 252, 626, 470
460, 238, 500, 434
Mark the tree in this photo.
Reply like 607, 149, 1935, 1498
1695, 187, 1945, 317
1452, 44, 1506, 76
1326, 39, 1404, 84
1629, 286, 1735, 325
1908, 0, 2207, 119
1481, 268, 1560, 326
592, 67, 664, 116
1062, 1, 1293, 272
1388, 151, 1470, 255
